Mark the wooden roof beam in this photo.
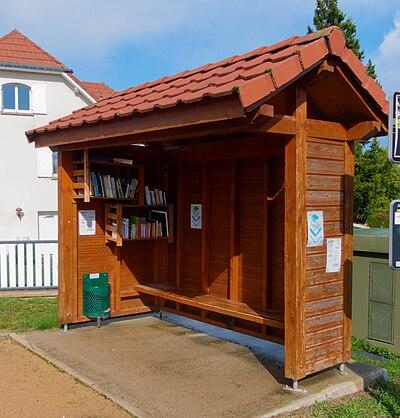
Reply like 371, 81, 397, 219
347, 121, 382, 141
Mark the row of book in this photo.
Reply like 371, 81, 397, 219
121, 210, 169, 240
90, 172, 138, 199
145, 186, 167, 205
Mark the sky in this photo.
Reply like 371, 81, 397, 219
0, 0, 400, 97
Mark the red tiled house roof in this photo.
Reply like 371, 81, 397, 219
0, 29, 68, 70
69, 75, 116, 101
0, 29, 115, 101
27, 26, 387, 138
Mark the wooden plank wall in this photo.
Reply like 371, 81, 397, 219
304, 137, 347, 375
167, 153, 285, 316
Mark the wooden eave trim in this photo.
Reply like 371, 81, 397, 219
30, 96, 246, 148
334, 63, 388, 130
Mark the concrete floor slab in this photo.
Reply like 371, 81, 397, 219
16, 314, 387, 417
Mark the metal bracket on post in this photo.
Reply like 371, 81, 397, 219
155, 310, 167, 320
284, 379, 307, 393
338, 363, 347, 376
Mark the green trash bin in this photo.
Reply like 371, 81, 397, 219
83, 272, 110, 326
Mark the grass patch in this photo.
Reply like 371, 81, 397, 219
303, 337, 400, 417
0, 297, 59, 332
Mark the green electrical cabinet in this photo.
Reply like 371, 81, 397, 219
83, 272, 110, 326
353, 230, 399, 353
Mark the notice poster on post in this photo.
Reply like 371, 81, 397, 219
190, 204, 202, 229
326, 238, 341, 273
307, 211, 324, 247
78, 210, 96, 236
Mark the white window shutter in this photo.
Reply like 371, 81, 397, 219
37, 147, 53, 177
32, 84, 47, 114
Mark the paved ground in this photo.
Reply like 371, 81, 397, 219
19, 314, 387, 417
0, 337, 129, 418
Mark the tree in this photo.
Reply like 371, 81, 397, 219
308, 0, 377, 80
354, 140, 400, 226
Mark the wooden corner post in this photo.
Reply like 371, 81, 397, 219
343, 141, 354, 362
284, 87, 307, 380
58, 151, 78, 325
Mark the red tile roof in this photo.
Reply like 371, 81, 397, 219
0, 29, 67, 70
27, 26, 388, 137
69, 75, 115, 101
0, 29, 115, 102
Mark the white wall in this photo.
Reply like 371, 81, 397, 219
0, 70, 92, 240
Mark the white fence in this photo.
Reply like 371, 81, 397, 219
0, 240, 58, 289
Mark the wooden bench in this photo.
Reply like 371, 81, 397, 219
136, 283, 284, 329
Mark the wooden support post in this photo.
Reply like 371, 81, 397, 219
58, 151, 78, 324
229, 160, 239, 301
176, 165, 184, 289
201, 162, 209, 294
343, 141, 354, 362
83, 149, 90, 202
284, 87, 307, 380
138, 165, 145, 205
114, 246, 122, 313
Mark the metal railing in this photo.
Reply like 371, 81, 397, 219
0, 240, 58, 290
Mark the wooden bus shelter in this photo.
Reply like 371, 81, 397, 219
27, 27, 388, 384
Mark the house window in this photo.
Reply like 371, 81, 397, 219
2, 83, 31, 112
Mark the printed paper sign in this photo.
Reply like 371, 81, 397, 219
78, 210, 96, 236
307, 211, 324, 247
395, 210, 400, 225
191, 204, 202, 229
326, 238, 342, 273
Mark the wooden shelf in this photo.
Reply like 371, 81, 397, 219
88, 160, 139, 168
136, 283, 284, 329
71, 149, 145, 203
123, 237, 169, 242
105, 202, 173, 246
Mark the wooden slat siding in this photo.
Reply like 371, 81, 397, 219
305, 296, 343, 318
307, 269, 342, 286
237, 159, 264, 307
175, 164, 184, 289
262, 159, 269, 310
306, 281, 343, 301
76, 201, 115, 318
305, 325, 343, 349
182, 163, 202, 292
201, 161, 209, 294
343, 141, 354, 362
306, 311, 343, 333
58, 151, 78, 324
208, 160, 231, 298
229, 160, 239, 301
284, 87, 307, 380
114, 246, 122, 313
269, 157, 285, 311
305, 338, 343, 364
305, 134, 347, 374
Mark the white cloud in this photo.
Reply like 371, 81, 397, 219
374, 12, 400, 95
0, 0, 190, 62
0, 0, 314, 66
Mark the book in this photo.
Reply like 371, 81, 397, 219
149, 210, 168, 237
145, 186, 151, 205
113, 157, 133, 165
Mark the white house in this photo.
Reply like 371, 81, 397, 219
0, 29, 114, 241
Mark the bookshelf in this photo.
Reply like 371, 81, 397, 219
105, 203, 174, 246
71, 149, 145, 203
